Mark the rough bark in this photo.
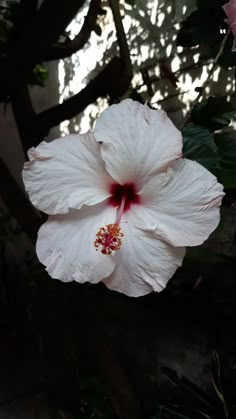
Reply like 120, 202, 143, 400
11, 84, 40, 159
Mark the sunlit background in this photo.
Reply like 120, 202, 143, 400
58, 0, 235, 135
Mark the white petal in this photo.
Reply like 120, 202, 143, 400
36, 203, 117, 283
94, 99, 182, 188
23, 133, 113, 215
103, 218, 185, 297
135, 159, 224, 247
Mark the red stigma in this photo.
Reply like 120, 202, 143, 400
94, 224, 123, 255
108, 182, 140, 211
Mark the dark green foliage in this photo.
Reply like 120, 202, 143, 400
177, 0, 236, 68
177, 0, 226, 47
182, 123, 219, 174
183, 125, 236, 188
97, 8, 107, 16
0, 1, 28, 48
211, 351, 229, 419
161, 367, 215, 413
191, 97, 235, 132
0, 18, 10, 42
0, 1, 20, 43
152, 352, 235, 419
215, 134, 236, 188
93, 24, 102, 37
125, 0, 137, 6
182, 97, 236, 188
128, 88, 145, 104
209, 34, 236, 69
0, 1, 49, 88
176, 9, 222, 48
31, 64, 49, 87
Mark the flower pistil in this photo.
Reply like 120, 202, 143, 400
94, 192, 127, 255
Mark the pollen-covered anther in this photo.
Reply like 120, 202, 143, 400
94, 224, 124, 255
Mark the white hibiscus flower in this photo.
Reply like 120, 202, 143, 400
22, 99, 224, 297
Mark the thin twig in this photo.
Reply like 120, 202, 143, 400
43, 0, 102, 61
109, 0, 133, 88
192, 30, 230, 107
152, 90, 190, 105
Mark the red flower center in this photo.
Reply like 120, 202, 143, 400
108, 182, 140, 211
94, 183, 140, 255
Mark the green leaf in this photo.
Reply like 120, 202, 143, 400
176, 0, 236, 68
182, 123, 219, 173
182, 121, 236, 188
128, 88, 145, 104
191, 97, 236, 132
125, 0, 137, 6
161, 407, 214, 419
211, 351, 229, 419
32, 64, 48, 87
161, 408, 191, 419
97, 8, 107, 15
161, 367, 215, 412
176, 9, 222, 48
215, 134, 236, 188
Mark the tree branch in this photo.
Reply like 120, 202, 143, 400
9, 2, 41, 158
35, 57, 125, 137
0, 0, 86, 96
109, 0, 131, 69
0, 159, 42, 243
109, 0, 133, 91
43, 0, 102, 61
11, 83, 40, 159
9, 1, 133, 142
19, 0, 38, 22
35, 0, 134, 137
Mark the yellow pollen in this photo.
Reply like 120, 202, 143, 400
94, 224, 124, 255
